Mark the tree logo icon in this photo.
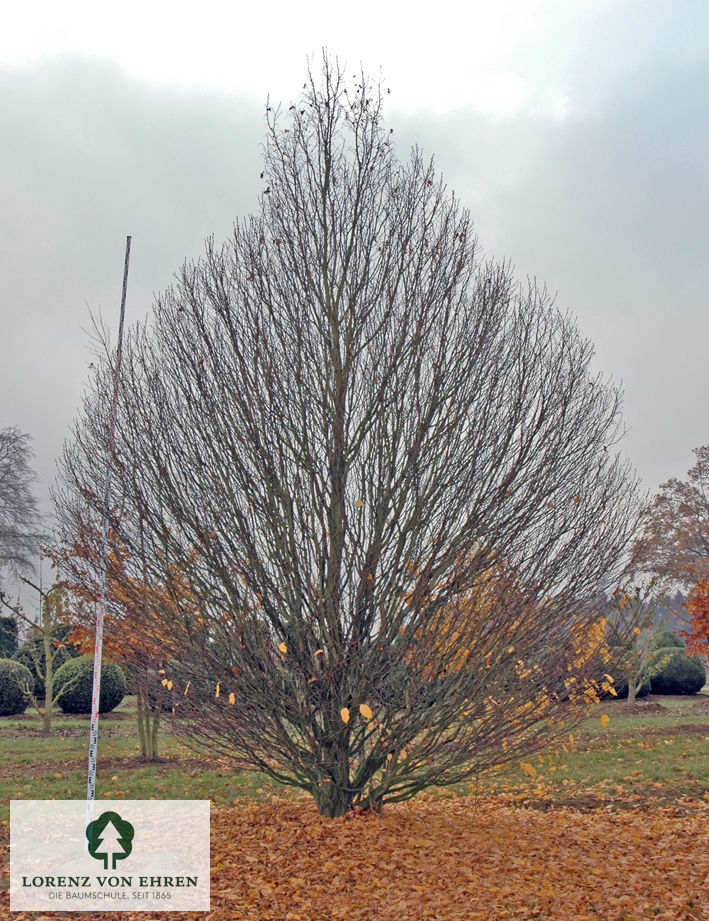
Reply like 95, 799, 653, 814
85, 811, 135, 870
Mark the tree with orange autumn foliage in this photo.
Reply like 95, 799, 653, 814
51, 519, 197, 759
54, 57, 642, 816
684, 577, 709, 660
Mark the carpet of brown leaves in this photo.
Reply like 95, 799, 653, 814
3, 793, 709, 921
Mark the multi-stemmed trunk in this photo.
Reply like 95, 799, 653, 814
135, 681, 161, 761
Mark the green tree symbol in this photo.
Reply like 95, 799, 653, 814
86, 811, 134, 869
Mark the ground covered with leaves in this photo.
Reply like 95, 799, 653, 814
4, 793, 708, 921
2, 695, 709, 920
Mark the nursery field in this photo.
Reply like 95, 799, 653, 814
1, 693, 708, 921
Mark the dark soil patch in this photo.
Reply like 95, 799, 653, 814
519, 784, 708, 815
0, 753, 229, 780
613, 698, 666, 715
0, 722, 133, 739
689, 694, 709, 708
605, 694, 709, 716
633, 722, 709, 739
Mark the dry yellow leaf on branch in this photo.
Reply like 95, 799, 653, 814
279, 642, 288, 653
215, 682, 221, 699
183, 680, 191, 696
167, 680, 173, 691
229, 692, 236, 705
354, 498, 365, 507
601, 713, 610, 728
340, 707, 350, 723
359, 703, 373, 720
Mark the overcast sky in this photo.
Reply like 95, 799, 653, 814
1, 0, 707, 529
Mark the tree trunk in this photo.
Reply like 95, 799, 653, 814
313, 738, 354, 816
315, 782, 354, 817
626, 676, 638, 705
136, 685, 147, 753
136, 682, 160, 760
148, 706, 160, 759
41, 624, 53, 735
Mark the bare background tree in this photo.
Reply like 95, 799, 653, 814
632, 443, 709, 592
55, 56, 642, 816
0, 427, 42, 587
1, 578, 81, 733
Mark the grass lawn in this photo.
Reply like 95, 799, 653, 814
0, 696, 286, 816
1, 692, 708, 920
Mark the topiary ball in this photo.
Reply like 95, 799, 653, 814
0, 658, 33, 716
54, 655, 127, 714
648, 648, 706, 695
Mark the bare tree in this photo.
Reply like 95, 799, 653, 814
632, 444, 709, 591
1, 577, 81, 733
55, 57, 642, 816
605, 583, 668, 704
0, 427, 42, 584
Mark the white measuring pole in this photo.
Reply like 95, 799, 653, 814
86, 236, 131, 819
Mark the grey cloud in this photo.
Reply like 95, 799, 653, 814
0, 57, 262, 509
1, 48, 707, 527
390, 51, 709, 490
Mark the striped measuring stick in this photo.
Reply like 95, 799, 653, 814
86, 236, 131, 823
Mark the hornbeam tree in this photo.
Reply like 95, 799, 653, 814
54, 56, 642, 816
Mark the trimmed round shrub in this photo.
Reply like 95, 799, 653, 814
649, 630, 685, 653
54, 655, 127, 714
648, 648, 706, 695
13, 633, 80, 699
0, 658, 33, 716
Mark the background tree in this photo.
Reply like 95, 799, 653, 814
604, 584, 667, 704
53, 523, 192, 760
0, 614, 18, 657
632, 444, 709, 591
55, 57, 642, 816
684, 577, 709, 660
1, 577, 81, 733
0, 427, 43, 586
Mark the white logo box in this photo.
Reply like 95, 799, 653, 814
10, 800, 210, 911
